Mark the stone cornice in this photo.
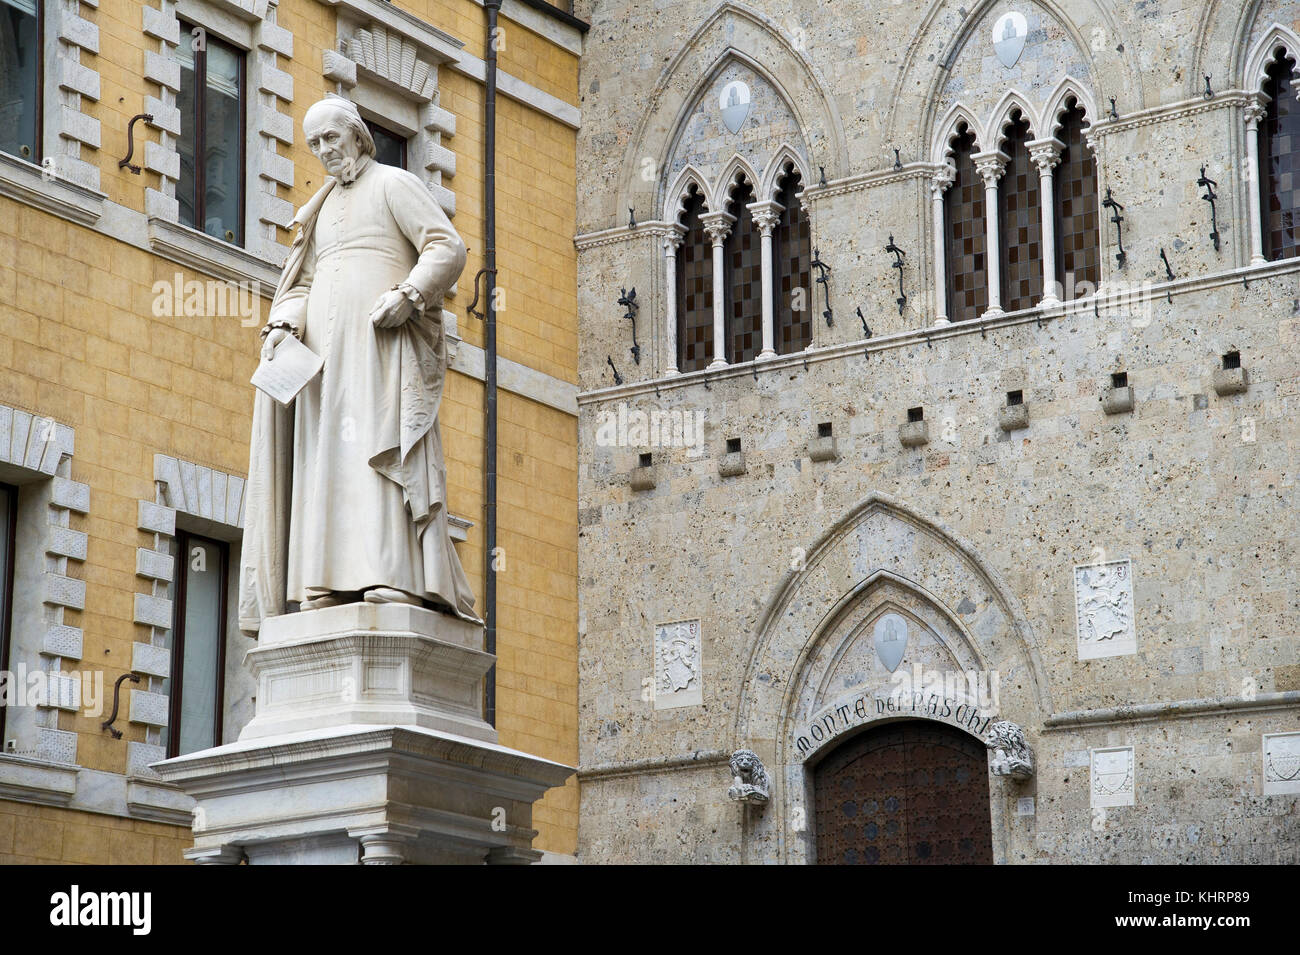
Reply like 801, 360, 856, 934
1043, 691, 1300, 731
1089, 90, 1258, 138
577, 257, 1300, 406
801, 163, 936, 204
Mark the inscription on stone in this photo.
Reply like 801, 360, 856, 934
654, 619, 702, 709
1074, 559, 1136, 660
794, 685, 996, 760
1262, 732, 1300, 796
1090, 746, 1135, 808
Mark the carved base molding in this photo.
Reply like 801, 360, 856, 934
153, 603, 573, 864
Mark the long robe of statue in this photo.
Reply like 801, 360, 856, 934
239, 99, 477, 632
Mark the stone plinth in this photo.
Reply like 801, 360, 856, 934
153, 604, 573, 865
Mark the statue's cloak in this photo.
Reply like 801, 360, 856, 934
238, 165, 475, 633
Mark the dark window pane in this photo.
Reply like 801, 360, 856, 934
998, 114, 1042, 312
0, 0, 40, 161
676, 188, 713, 372
202, 41, 243, 244
176, 39, 198, 231
176, 23, 244, 246
775, 168, 812, 353
726, 180, 762, 364
1055, 103, 1100, 297
944, 127, 988, 323
1262, 51, 1300, 262
165, 533, 227, 757
365, 118, 407, 169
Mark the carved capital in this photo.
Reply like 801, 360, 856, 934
1243, 96, 1267, 131
931, 163, 956, 195
747, 200, 784, 236
663, 225, 686, 254
700, 211, 736, 246
1027, 137, 1064, 172
972, 150, 1009, 186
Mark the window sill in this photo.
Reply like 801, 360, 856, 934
0, 151, 105, 227
0, 752, 79, 808
147, 216, 285, 290
126, 775, 195, 826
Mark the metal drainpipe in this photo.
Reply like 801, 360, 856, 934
483, 0, 500, 727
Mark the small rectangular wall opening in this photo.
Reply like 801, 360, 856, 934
1006, 390, 1023, 406
907, 407, 924, 422
638, 453, 653, 468
726, 438, 741, 454
1222, 351, 1241, 370
1111, 372, 1128, 388
817, 422, 833, 438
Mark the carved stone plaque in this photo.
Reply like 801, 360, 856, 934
992, 12, 1028, 68
1090, 746, 1135, 808
1074, 559, 1136, 660
654, 619, 702, 709
1263, 732, 1300, 795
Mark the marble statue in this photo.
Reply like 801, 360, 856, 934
238, 95, 477, 633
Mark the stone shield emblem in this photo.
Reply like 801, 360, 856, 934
719, 80, 751, 134
992, 12, 1028, 68
872, 613, 908, 673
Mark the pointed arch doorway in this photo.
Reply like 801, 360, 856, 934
813, 720, 994, 865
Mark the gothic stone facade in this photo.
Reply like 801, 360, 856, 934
572, 0, 1300, 863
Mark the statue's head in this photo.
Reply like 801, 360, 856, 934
304, 96, 376, 180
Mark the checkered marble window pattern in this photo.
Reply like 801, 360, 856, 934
944, 127, 988, 323
676, 187, 715, 372
1054, 102, 1100, 297
1262, 50, 1300, 262
726, 180, 763, 364
998, 113, 1043, 312
775, 168, 812, 353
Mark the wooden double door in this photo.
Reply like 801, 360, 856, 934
813, 720, 993, 865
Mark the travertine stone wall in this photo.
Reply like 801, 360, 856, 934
573, 0, 1300, 863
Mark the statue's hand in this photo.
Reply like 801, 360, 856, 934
370, 289, 416, 329
261, 326, 290, 361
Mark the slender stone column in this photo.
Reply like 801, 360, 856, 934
663, 227, 685, 375
931, 165, 955, 325
1028, 138, 1064, 306
700, 211, 736, 369
748, 200, 783, 357
1244, 98, 1268, 266
973, 151, 1009, 317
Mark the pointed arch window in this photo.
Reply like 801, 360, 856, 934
725, 177, 762, 364
944, 126, 988, 323
774, 166, 812, 352
1054, 101, 1100, 296
998, 112, 1042, 312
676, 185, 715, 372
1261, 49, 1300, 262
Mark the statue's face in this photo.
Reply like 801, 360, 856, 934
305, 111, 362, 179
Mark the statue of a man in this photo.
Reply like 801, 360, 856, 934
238, 95, 477, 632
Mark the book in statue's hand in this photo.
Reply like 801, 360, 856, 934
250, 333, 324, 406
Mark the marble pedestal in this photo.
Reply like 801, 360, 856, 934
152, 603, 573, 865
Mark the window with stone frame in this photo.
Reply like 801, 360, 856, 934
175, 22, 247, 247
0, 482, 16, 748
944, 126, 988, 323
774, 166, 811, 353
364, 115, 409, 170
164, 531, 229, 758
0, 0, 41, 162
725, 178, 763, 364
998, 112, 1042, 312
1261, 48, 1300, 262
676, 186, 714, 372
1054, 101, 1100, 297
